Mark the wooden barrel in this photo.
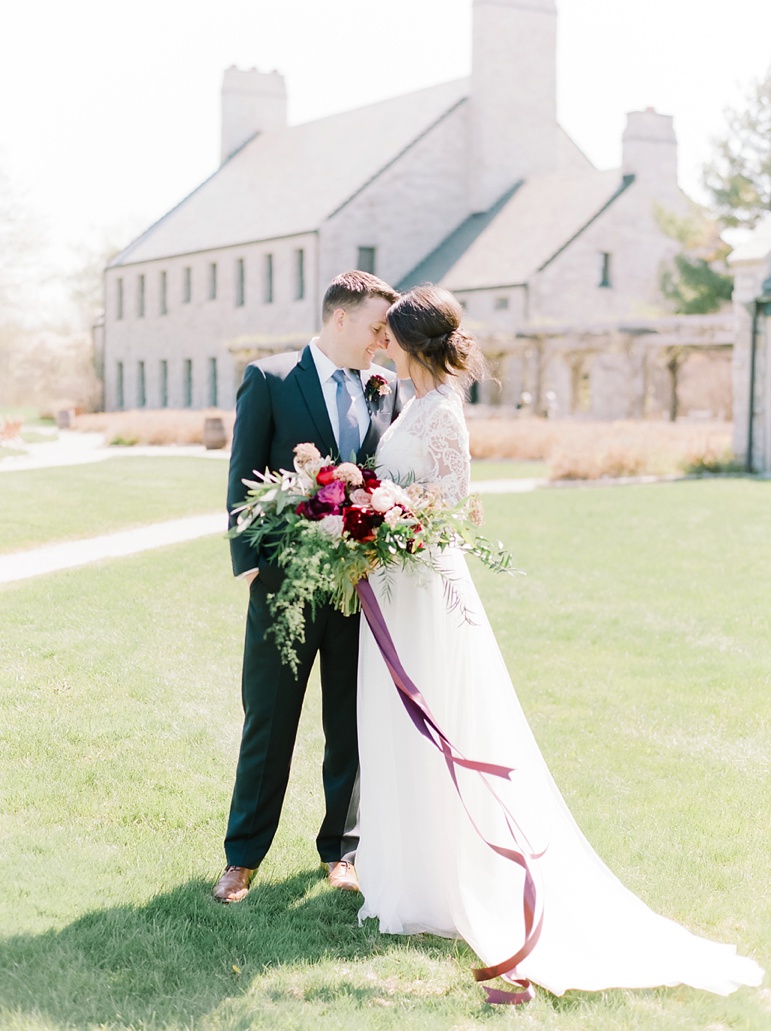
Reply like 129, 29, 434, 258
203, 416, 227, 450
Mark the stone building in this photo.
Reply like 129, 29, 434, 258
729, 214, 771, 472
103, 0, 706, 415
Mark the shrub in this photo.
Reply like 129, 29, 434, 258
467, 418, 733, 480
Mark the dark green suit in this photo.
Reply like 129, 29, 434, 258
225, 345, 401, 868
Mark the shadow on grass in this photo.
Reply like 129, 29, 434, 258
0, 870, 463, 1027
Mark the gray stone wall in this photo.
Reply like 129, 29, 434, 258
103, 231, 318, 411
320, 103, 471, 290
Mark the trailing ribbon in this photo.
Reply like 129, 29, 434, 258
356, 577, 545, 1005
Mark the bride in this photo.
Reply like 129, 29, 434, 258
354, 284, 764, 1002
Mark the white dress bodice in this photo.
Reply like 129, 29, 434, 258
375, 384, 470, 504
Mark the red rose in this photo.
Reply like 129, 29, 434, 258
361, 469, 381, 490
343, 505, 382, 542
316, 465, 337, 485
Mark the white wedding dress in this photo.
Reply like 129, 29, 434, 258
355, 384, 763, 998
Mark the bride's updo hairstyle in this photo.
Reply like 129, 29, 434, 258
386, 284, 486, 386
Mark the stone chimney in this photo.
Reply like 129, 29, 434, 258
220, 66, 287, 164
469, 0, 559, 213
622, 108, 678, 189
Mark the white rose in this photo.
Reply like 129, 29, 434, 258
318, 514, 344, 538
370, 486, 396, 513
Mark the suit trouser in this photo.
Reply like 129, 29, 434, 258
224, 578, 361, 868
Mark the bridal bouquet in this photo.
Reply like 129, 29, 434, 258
229, 443, 516, 671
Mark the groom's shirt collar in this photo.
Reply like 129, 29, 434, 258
309, 338, 352, 384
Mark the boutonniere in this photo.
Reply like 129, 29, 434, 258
364, 374, 391, 410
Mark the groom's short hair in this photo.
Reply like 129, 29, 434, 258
322, 271, 399, 323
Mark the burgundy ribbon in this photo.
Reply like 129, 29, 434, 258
356, 578, 545, 1005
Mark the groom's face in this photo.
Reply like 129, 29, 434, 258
336, 296, 391, 370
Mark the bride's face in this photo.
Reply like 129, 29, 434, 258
384, 323, 411, 379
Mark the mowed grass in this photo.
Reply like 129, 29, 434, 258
0, 468, 769, 1030
471, 458, 550, 480
0, 456, 227, 554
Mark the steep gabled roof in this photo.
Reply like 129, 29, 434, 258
440, 169, 633, 290
111, 78, 470, 267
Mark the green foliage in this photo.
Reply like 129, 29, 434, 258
656, 202, 733, 314
660, 253, 734, 314
682, 450, 745, 475
703, 65, 771, 230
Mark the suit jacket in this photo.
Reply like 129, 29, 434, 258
228, 344, 401, 578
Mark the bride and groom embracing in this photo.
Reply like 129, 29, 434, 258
216, 270, 763, 1002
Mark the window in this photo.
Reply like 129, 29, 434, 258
209, 263, 217, 300
183, 359, 193, 407
183, 267, 192, 303
264, 253, 274, 303
599, 252, 612, 288
357, 246, 376, 274
494, 296, 509, 310
116, 278, 124, 320
295, 248, 305, 300
208, 357, 218, 407
116, 362, 125, 409
235, 258, 245, 307
160, 271, 167, 315
137, 274, 145, 317
160, 360, 168, 408
137, 361, 146, 407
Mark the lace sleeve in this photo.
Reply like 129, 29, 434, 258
423, 395, 470, 504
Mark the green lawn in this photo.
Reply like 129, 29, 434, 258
0, 469, 768, 1030
0, 457, 227, 553
471, 458, 550, 480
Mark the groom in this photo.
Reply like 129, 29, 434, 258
214, 270, 401, 903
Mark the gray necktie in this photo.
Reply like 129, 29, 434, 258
332, 368, 360, 461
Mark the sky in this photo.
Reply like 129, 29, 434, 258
2, 0, 770, 296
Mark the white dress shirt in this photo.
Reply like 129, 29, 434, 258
309, 338, 370, 446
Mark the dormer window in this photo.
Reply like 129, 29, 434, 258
599, 252, 612, 288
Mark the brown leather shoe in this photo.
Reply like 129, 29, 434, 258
212, 865, 256, 903
326, 860, 359, 892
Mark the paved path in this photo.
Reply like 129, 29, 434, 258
0, 430, 229, 472
0, 514, 228, 584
